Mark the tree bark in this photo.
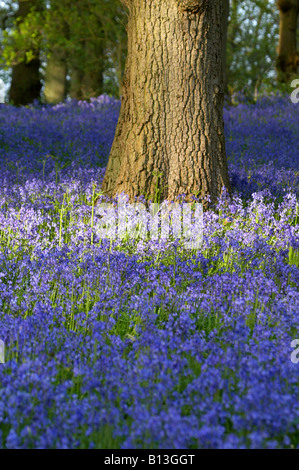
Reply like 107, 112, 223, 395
9, 0, 42, 106
102, 0, 231, 204
276, 0, 299, 83
44, 46, 67, 104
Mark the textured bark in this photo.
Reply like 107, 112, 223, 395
276, 0, 299, 83
44, 47, 67, 104
102, 0, 231, 204
9, 0, 42, 105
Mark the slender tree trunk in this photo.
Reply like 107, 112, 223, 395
9, 0, 42, 105
44, 47, 67, 104
276, 0, 299, 83
102, 0, 231, 204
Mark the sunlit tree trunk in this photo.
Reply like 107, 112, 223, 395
102, 0, 231, 203
44, 47, 67, 104
9, 0, 42, 105
276, 0, 299, 83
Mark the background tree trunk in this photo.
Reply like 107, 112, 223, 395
69, 40, 104, 100
81, 39, 104, 99
276, 0, 299, 83
222, 0, 230, 98
102, 0, 231, 204
69, 63, 84, 100
9, 0, 41, 105
44, 47, 67, 104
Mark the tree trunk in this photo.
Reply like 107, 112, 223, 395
102, 0, 231, 204
222, 0, 230, 97
9, 58, 41, 106
81, 39, 104, 99
69, 64, 85, 100
69, 37, 104, 101
9, 0, 42, 106
276, 0, 299, 83
44, 47, 67, 104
